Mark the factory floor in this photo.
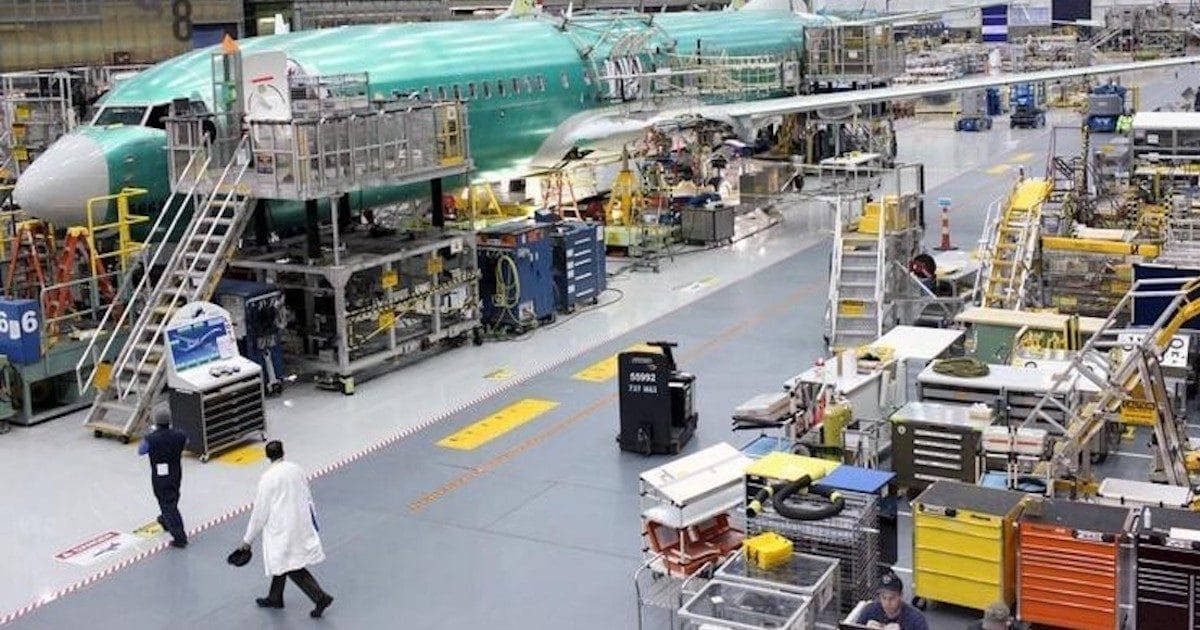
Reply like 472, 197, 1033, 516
1, 64, 1197, 629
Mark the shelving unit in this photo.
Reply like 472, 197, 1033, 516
169, 373, 266, 462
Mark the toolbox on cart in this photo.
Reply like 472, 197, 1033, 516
1135, 506, 1200, 629
1017, 500, 1135, 630
911, 480, 1026, 612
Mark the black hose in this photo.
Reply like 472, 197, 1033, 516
772, 476, 845, 521
745, 474, 846, 521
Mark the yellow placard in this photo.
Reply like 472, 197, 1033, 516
1120, 400, 1158, 426
215, 444, 268, 466
378, 311, 396, 329
13, 105, 28, 120
839, 300, 865, 317
427, 255, 443, 275
12, 147, 27, 162
572, 343, 659, 383
381, 270, 398, 289
437, 398, 559, 450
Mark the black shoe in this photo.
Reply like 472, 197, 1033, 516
310, 595, 333, 618
256, 598, 284, 609
156, 516, 165, 528
169, 539, 188, 549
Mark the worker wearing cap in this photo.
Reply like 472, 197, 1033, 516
855, 572, 928, 630
138, 408, 188, 548
967, 601, 1029, 630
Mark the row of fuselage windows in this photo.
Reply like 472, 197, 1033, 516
413, 71, 569, 103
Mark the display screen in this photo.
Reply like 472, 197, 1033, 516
166, 316, 229, 371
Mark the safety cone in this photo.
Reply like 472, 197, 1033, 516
935, 200, 956, 251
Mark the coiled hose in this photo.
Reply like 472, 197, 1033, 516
745, 475, 846, 521
932, 357, 990, 378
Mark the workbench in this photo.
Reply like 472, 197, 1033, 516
917, 362, 1100, 431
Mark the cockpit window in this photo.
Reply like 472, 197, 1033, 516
145, 104, 170, 130
93, 106, 147, 126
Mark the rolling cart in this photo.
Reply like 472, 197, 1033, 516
679, 580, 813, 630
910, 480, 1027, 613
1017, 500, 1135, 630
1135, 506, 1200, 629
715, 549, 841, 629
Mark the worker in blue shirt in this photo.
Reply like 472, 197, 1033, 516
139, 409, 188, 548
855, 572, 929, 630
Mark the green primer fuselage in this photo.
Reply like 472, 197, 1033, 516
82, 12, 811, 228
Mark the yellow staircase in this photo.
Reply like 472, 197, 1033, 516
979, 178, 1052, 309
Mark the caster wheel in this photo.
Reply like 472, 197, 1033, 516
260, 432, 267, 442
93, 429, 103, 439
341, 378, 355, 396
472, 329, 484, 346
200, 454, 209, 463
120, 435, 130, 445
912, 597, 927, 611
269, 384, 282, 396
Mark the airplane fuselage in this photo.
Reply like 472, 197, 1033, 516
14, 12, 813, 229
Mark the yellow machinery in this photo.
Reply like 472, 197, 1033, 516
911, 480, 1027, 613
603, 152, 674, 250
857, 195, 909, 234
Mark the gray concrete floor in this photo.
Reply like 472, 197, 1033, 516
8, 64, 1200, 629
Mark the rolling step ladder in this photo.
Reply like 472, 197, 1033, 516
79, 137, 255, 440
1025, 277, 1200, 488
977, 178, 1051, 310
829, 233, 886, 350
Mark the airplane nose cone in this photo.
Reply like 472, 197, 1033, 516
12, 133, 109, 226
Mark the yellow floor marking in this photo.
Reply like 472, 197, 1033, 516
133, 521, 164, 538
411, 285, 815, 513
986, 164, 1011, 175
1011, 152, 1035, 162
484, 367, 514, 381
215, 444, 267, 466
572, 343, 658, 383
437, 398, 559, 451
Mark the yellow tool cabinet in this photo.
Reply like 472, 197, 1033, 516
911, 480, 1027, 612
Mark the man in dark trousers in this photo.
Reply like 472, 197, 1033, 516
138, 409, 188, 548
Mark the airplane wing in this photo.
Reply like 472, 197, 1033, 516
838, 1, 992, 26
691, 55, 1200, 122
554, 54, 1200, 150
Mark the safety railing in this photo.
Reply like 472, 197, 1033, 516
84, 187, 150, 274
75, 148, 210, 395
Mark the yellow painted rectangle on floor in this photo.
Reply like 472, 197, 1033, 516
572, 343, 658, 383
215, 444, 267, 466
986, 164, 1010, 175
437, 399, 559, 450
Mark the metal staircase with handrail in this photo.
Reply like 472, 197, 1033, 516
976, 177, 1051, 310
1024, 276, 1200, 489
79, 137, 255, 440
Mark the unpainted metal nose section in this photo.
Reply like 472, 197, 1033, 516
12, 133, 110, 227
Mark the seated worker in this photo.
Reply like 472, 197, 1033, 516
967, 601, 1029, 630
855, 572, 929, 630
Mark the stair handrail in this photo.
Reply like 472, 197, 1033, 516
76, 147, 210, 394
973, 192, 1008, 304
114, 135, 250, 400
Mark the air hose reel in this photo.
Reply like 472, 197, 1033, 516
745, 474, 846, 521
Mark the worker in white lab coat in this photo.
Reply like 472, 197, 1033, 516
237, 440, 334, 618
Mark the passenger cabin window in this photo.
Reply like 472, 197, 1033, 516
93, 106, 147, 126
497, 80, 506, 97
523, 76, 533, 93
482, 82, 491, 99
536, 75, 546, 92
438, 86, 447, 101
422, 87, 432, 100
453, 85, 462, 101
145, 103, 170, 130
512, 78, 521, 94
560, 71, 570, 89
468, 83, 477, 99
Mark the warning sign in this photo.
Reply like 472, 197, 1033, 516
55, 531, 140, 567
1120, 400, 1158, 426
